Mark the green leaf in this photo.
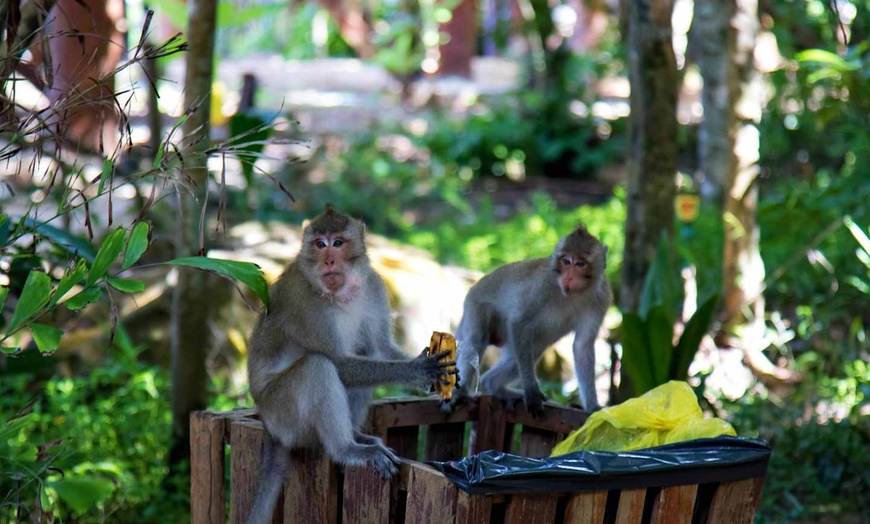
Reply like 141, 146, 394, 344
123, 222, 151, 269
98, 158, 113, 194
107, 277, 145, 293
646, 305, 676, 387
50, 259, 88, 307
638, 232, 678, 322
6, 271, 51, 335
63, 287, 102, 310
672, 293, 720, 380
0, 286, 7, 312
166, 257, 269, 308
49, 476, 116, 514
1, 346, 20, 355
23, 218, 97, 262
86, 229, 127, 286
796, 49, 859, 71
30, 323, 64, 353
620, 312, 656, 395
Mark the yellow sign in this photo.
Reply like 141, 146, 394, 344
675, 194, 700, 223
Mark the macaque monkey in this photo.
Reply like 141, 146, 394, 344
450, 225, 610, 415
246, 205, 455, 524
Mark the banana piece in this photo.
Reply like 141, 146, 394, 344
428, 331, 457, 401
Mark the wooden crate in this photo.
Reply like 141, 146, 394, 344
191, 396, 767, 524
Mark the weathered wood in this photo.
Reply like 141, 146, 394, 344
229, 420, 264, 524
705, 477, 765, 524
370, 397, 475, 430
386, 425, 420, 461
284, 448, 339, 524
472, 395, 507, 453
423, 422, 466, 462
343, 466, 391, 523
614, 488, 647, 524
504, 494, 558, 524
456, 489, 492, 523
649, 484, 698, 524
191, 411, 227, 524
504, 402, 589, 434
563, 490, 608, 524
402, 462, 457, 523
519, 426, 558, 458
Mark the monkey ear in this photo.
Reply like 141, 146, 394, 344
302, 218, 311, 230
324, 203, 336, 214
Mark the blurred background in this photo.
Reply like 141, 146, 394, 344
1, 0, 868, 521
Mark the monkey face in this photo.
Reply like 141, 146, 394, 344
557, 254, 592, 296
310, 233, 362, 299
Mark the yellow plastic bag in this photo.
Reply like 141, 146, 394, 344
551, 381, 736, 456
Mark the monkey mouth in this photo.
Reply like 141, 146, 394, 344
321, 272, 345, 291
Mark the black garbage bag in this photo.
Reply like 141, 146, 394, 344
427, 436, 771, 495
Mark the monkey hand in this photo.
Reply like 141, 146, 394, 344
523, 389, 547, 418
411, 348, 458, 390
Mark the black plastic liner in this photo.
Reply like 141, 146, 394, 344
428, 436, 771, 495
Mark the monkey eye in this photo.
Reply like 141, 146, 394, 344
575, 259, 588, 267
333, 239, 344, 247
560, 256, 572, 266
315, 240, 328, 249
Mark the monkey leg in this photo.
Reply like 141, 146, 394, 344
480, 352, 523, 408
246, 433, 291, 524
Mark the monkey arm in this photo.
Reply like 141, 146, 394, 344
335, 352, 452, 389
572, 310, 605, 412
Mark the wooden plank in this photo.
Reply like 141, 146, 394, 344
284, 448, 339, 524
705, 477, 765, 524
229, 419, 264, 524
403, 461, 457, 523
455, 489, 492, 523
503, 401, 589, 434
614, 488, 646, 524
423, 422, 466, 462
649, 484, 698, 524
191, 411, 227, 524
342, 465, 391, 524
370, 397, 475, 430
518, 426, 558, 458
504, 494, 558, 524
386, 425, 420, 461
471, 395, 507, 453
563, 490, 608, 524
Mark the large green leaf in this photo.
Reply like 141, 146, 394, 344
646, 305, 676, 388
6, 271, 51, 335
796, 49, 859, 72
50, 259, 88, 307
123, 222, 151, 269
107, 277, 145, 293
49, 476, 116, 514
638, 232, 678, 323
671, 293, 720, 380
166, 257, 269, 308
619, 312, 656, 395
86, 229, 126, 286
30, 323, 64, 353
63, 288, 103, 311
23, 218, 97, 262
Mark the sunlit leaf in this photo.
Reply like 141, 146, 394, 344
63, 288, 102, 310
166, 257, 269, 308
0, 286, 7, 312
30, 323, 64, 353
796, 49, 859, 71
1, 346, 20, 355
6, 271, 51, 335
50, 259, 88, 307
123, 222, 151, 269
107, 277, 145, 293
86, 229, 126, 286
49, 476, 116, 514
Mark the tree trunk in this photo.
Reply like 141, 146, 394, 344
168, 0, 217, 470
620, 0, 678, 313
437, 0, 477, 77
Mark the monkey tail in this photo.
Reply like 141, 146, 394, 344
246, 432, 291, 524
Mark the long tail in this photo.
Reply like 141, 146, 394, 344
246, 432, 290, 524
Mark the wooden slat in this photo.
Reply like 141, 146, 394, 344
191, 411, 227, 524
455, 489, 492, 523
614, 488, 646, 524
518, 426, 558, 458
229, 419, 264, 524
563, 490, 608, 524
504, 494, 558, 524
423, 422, 466, 462
472, 396, 507, 453
504, 402, 589, 434
342, 466, 391, 524
370, 397, 475, 430
284, 448, 339, 524
705, 477, 765, 524
386, 425, 420, 461
649, 484, 698, 524
402, 462, 457, 523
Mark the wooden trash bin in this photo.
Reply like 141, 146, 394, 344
191, 395, 768, 524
